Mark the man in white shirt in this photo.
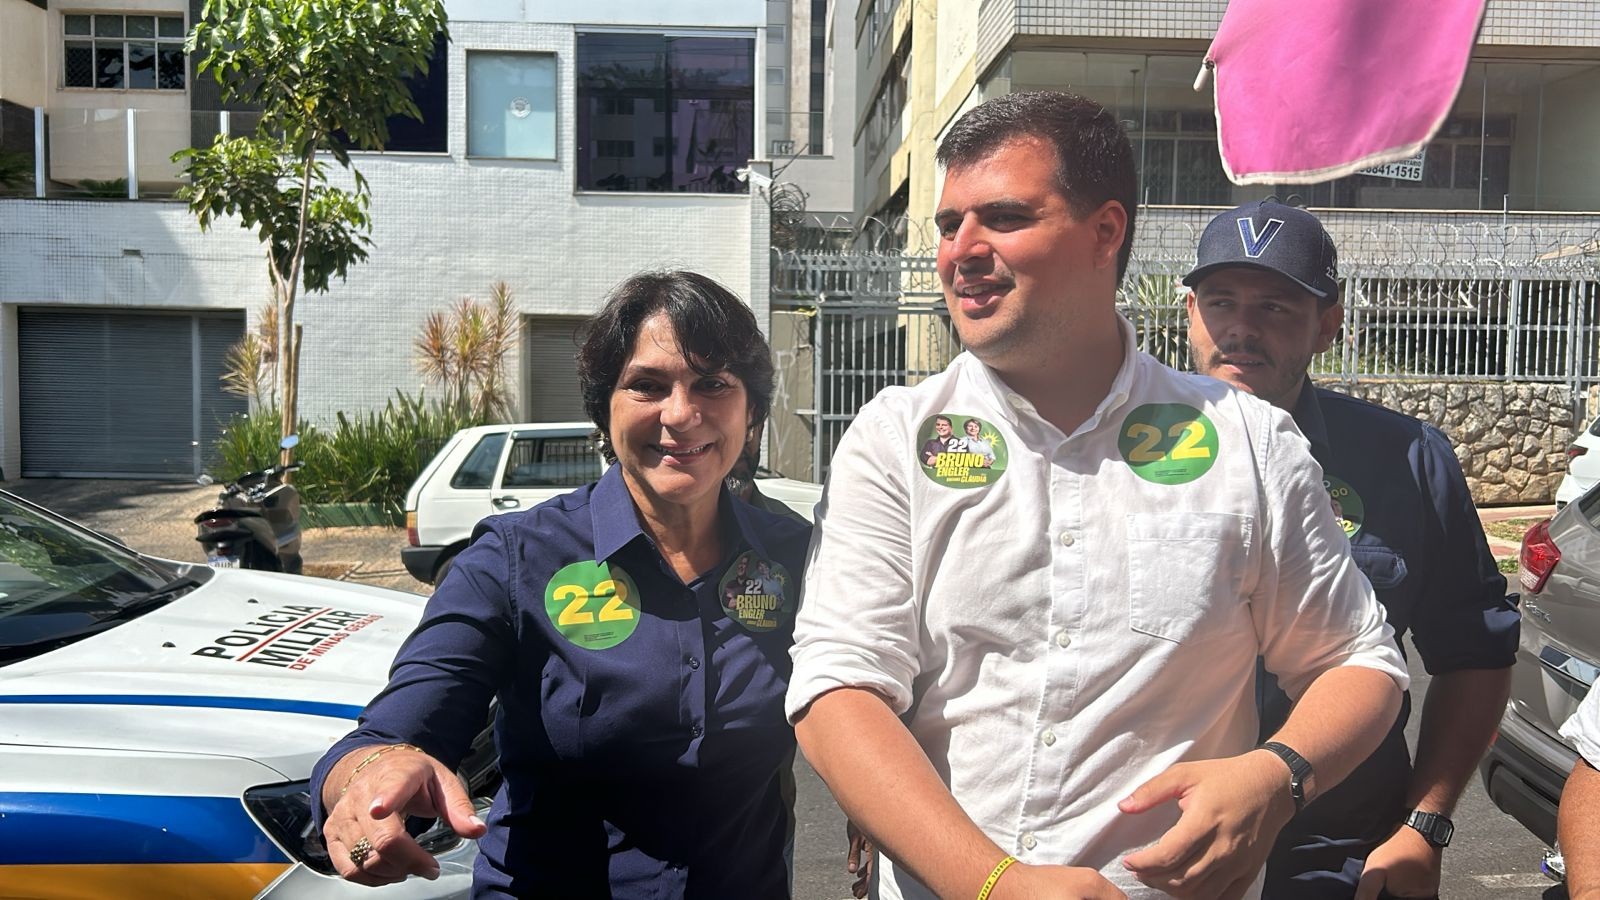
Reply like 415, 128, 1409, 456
787, 90, 1409, 900
1560, 686, 1600, 898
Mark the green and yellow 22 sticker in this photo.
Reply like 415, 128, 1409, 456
717, 550, 794, 633
543, 560, 642, 650
916, 413, 1008, 488
1323, 474, 1365, 538
1117, 403, 1219, 485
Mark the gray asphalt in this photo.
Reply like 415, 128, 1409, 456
0, 478, 1567, 899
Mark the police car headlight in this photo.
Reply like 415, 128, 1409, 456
243, 781, 334, 873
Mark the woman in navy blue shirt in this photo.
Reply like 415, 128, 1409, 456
312, 271, 812, 898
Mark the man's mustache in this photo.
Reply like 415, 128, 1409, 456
1210, 342, 1275, 366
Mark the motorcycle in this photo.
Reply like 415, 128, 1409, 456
194, 435, 304, 574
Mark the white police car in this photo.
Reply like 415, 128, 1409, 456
0, 490, 487, 899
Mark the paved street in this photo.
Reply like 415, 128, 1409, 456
0, 477, 1572, 898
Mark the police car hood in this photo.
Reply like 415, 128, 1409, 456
0, 568, 425, 779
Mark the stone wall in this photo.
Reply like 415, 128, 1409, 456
1322, 380, 1574, 505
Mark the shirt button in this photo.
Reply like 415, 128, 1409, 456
691, 724, 703, 738
1041, 729, 1056, 747
687, 656, 701, 670
1055, 630, 1071, 648
1020, 832, 1038, 850
1058, 531, 1074, 547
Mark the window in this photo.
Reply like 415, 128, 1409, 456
451, 433, 508, 489
576, 32, 754, 193
383, 33, 449, 153
467, 52, 557, 159
501, 437, 602, 488
64, 13, 186, 91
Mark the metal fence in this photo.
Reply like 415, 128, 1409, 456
772, 217, 1600, 480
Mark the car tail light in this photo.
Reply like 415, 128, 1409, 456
1519, 518, 1560, 594
407, 510, 420, 546
1569, 444, 1588, 460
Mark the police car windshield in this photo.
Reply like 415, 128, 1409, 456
0, 493, 181, 661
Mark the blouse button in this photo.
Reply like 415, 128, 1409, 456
1020, 832, 1038, 850
1041, 729, 1056, 747
1058, 531, 1074, 547
688, 656, 701, 670
691, 724, 704, 738
1055, 630, 1071, 648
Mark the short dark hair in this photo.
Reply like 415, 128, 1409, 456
936, 90, 1138, 282
577, 271, 774, 461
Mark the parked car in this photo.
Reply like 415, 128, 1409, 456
1555, 412, 1600, 508
0, 489, 492, 899
401, 422, 823, 585
1479, 488, 1600, 880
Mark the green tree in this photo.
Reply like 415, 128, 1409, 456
174, 0, 447, 463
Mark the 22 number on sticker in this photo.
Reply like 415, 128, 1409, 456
1124, 419, 1213, 463
554, 579, 635, 626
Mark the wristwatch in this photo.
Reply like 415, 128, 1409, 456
1404, 809, 1455, 848
1259, 741, 1314, 812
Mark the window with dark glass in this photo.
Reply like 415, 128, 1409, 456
381, 33, 449, 153
576, 32, 754, 193
63, 13, 185, 91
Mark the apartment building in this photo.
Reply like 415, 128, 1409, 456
0, 0, 792, 479
855, 0, 1600, 243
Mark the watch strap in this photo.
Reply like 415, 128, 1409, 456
1259, 741, 1313, 812
1404, 809, 1455, 848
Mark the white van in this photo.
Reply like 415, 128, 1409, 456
401, 423, 820, 585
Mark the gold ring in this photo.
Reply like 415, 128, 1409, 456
349, 835, 374, 867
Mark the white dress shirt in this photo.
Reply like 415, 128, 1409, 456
1561, 684, 1600, 767
787, 318, 1409, 900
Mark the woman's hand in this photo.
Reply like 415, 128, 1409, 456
322, 744, 488, 886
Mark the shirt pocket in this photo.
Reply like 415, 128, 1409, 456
1125, 511, 1251, 644
1349, 543, 1409, 592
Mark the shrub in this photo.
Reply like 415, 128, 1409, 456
210, 392, 485, 516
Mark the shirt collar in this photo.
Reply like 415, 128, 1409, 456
589, 463, 778, 562
971, 311, 1140, 436
590, 464, 648, 562
1287, 377, 1332, 460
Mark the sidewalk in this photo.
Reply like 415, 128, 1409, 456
0, 477, 424, 595
1478, 504, 1555, 560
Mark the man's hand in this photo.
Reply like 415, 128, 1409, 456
1354, 825, 1441, 899
1118, 750, 1296, 899
846, 820, 875, 899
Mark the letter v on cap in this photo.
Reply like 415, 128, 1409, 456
1237, 217, 1284, 258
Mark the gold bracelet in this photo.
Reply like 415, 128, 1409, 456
338, 743, 424, 798
976, 854, 1018, 900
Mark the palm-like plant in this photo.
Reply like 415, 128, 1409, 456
415, 281, 518, 422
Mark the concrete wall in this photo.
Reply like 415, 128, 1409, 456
0, 1, 48, 110
1329, 380, 1573, 505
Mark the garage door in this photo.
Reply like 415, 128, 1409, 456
18, 308, 247, 478
523, 315, 588, 421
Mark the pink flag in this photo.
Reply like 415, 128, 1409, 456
1203, 0, 1487, 184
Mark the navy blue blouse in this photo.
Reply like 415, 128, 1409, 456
312, 465, 813, 898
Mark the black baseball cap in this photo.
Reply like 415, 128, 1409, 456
1183, 200, 1339, 299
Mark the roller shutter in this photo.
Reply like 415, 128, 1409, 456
522, 315, 588, 421
17, 308, 246, 478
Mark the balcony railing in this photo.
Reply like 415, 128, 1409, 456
0, 106, 262, 201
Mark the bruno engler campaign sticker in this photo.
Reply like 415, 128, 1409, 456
544, 560, 641, 650
1324, 474, 1365, 538
917, 413, 1008, 488
1118, 403, 1218, 485
718, 550, 794, 633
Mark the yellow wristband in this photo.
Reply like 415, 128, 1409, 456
976, 854, 1017, 900
339, 743, 423, 798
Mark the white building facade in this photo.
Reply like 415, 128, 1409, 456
0, 0, 777, 478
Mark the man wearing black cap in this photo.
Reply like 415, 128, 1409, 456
1185, 200, 1521, 900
